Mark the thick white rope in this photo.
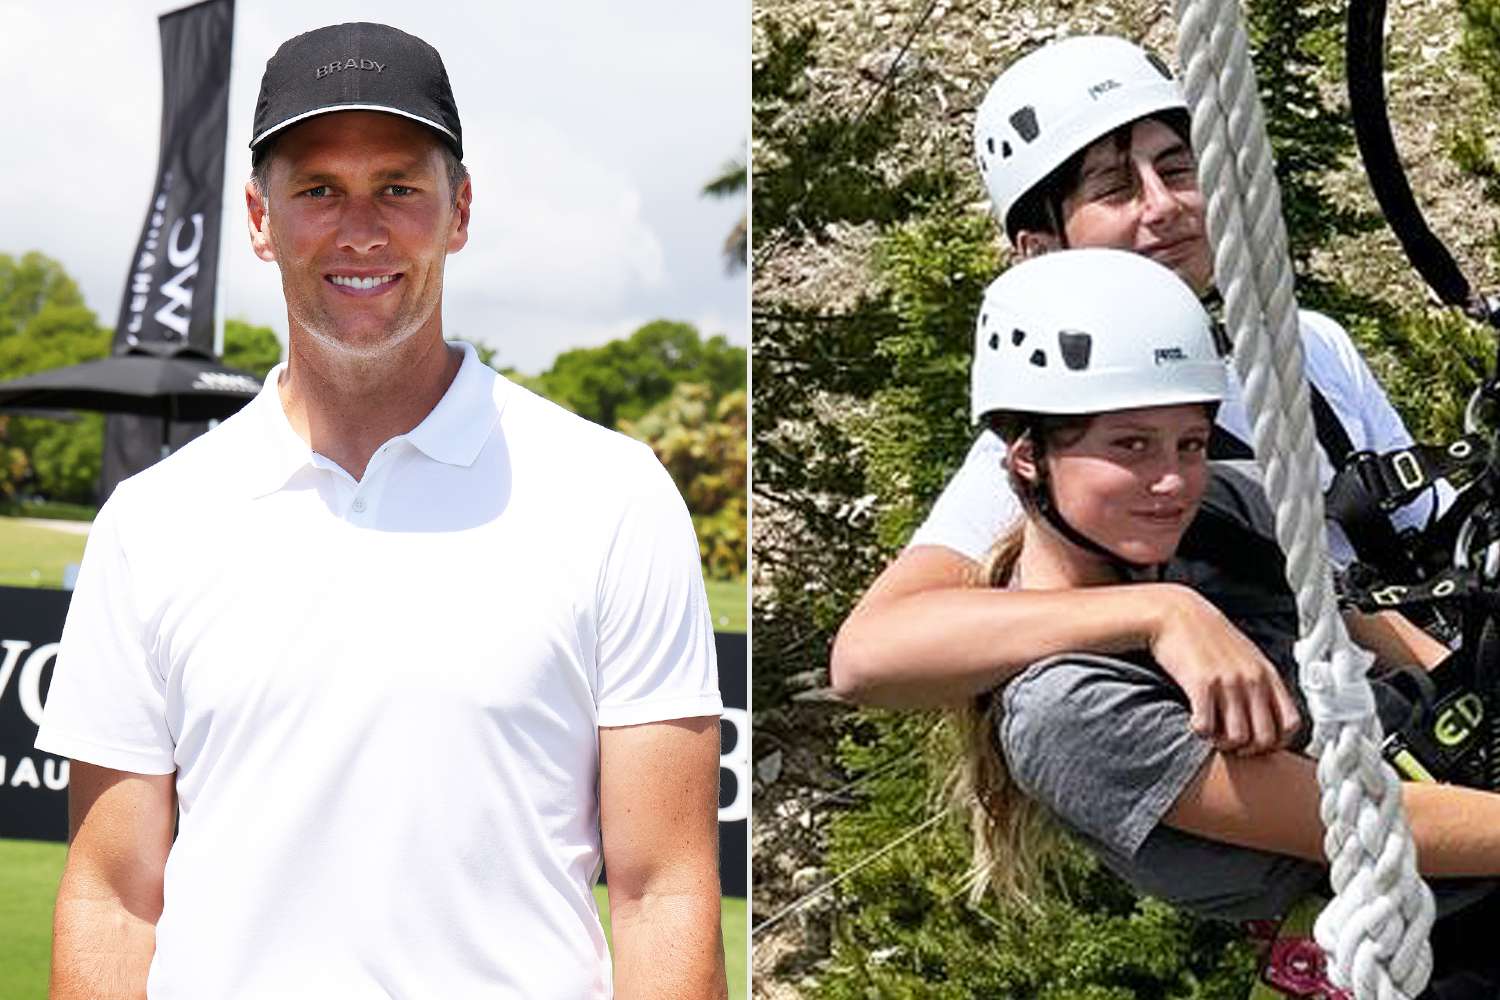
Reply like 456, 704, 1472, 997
1169, 1, 1435, 996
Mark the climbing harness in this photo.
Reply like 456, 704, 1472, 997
1170, 0, 1436, 995
1342, 0, 1500, 809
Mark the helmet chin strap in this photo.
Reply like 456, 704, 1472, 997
1033, 478, 1162, 582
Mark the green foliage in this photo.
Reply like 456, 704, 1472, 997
1245, 0, 1379, 271
0, 252, 110, 503
1459, 0, 1500, 107
0, 251, 86, 338
864, 210, 1001, 548
704, 153, 748, 274
621, 385, 748, 580
526, 320, 745, 429
1455, 0, 1500, 276
222, 319, 282, 380
752, 18, 954, 249
1343, 305, 1492, 443
806, 714, 1257, 999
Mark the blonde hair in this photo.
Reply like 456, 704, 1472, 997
947, 427, 1076, 907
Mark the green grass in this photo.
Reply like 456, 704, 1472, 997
0, 841, 746, 999
705, 576, 747, 633
0, 840, 63, 1000
0, 518, 87, 589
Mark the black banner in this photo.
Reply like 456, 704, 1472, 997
718, 631, 748, 897
103, 0, 235, 499
0, 587, 749, 896
0, 588, 69, 841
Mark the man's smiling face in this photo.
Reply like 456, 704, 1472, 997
247, 110, 470, 358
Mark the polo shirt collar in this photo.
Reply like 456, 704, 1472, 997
241, 341, 501, 499
405, 342, 500, 467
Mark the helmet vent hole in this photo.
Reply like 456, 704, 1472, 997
1001, 140, 1012, 159
1029, 349, 1047, 367
1009, 106, 1039, 143
1145, 52, 1174, 81
1011, 327, 1026, 346
988, 332, 1000, 350
986, 137, 996, 154
1058, 330, 1093, 371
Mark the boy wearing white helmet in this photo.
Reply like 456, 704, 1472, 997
832, 35, 1446, 749
957, 251, 1500, 994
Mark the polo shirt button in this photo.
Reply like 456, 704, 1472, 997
351, 498, 367, 513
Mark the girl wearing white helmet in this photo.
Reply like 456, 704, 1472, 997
832, 34, 1446, 752
966, 247, 1228, 578
959, 251, 1500, 994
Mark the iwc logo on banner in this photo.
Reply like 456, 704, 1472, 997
0, 586, 748, 895
0, 587, 69, 840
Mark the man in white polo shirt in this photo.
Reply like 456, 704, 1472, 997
37, 22, 726, 1000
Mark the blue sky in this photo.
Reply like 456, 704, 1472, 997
0, 1, 748, 374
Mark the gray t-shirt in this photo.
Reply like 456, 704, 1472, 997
999, 462, 1487, 921
1001, 651, 1326, 920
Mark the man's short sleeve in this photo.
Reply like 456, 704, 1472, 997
594, 450, 722, 727
906, 431, 1022, 561
34, 493, 176, 774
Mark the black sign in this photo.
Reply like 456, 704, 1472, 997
0, 586, 749, 895
0, 588, 68, 840
717, 631, 748, 897
103, 0, 236, 499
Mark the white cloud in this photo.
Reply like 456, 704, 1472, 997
457, 114, 666, 310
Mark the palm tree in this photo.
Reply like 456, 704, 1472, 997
703, 152, 747, 274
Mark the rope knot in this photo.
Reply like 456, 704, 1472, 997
1298, 641, 1377, 724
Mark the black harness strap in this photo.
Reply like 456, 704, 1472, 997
1209, 383, 1424, 582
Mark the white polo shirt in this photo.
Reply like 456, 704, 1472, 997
36, 343, 721, 999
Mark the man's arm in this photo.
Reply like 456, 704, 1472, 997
830, 545, 1301, 752
600, 716, 726, 1000
51, 763, 175, 1000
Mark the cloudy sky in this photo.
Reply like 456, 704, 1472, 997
0, 1, 748, 374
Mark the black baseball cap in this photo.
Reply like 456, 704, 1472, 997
251, 22, 463, 159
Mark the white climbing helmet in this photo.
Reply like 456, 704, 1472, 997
974, 35, 1187, 236
970, 248, 1226, 424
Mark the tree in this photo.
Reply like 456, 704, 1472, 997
222, 319, 282, 380
0, 252, 110, 503
526, 320, 745, 429
621, 384, 747, 580
704, 153, 748, 274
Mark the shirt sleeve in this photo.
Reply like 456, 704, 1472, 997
906, 430, 1022, 561
34, 490, 176, 774
1000, 654, 1211, 858
593, 445, 722, 727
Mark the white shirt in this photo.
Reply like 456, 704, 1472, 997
36, 343, 721, 999
910, 310, 1438, 564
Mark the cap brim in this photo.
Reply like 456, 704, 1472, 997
250, 103, 459, 151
